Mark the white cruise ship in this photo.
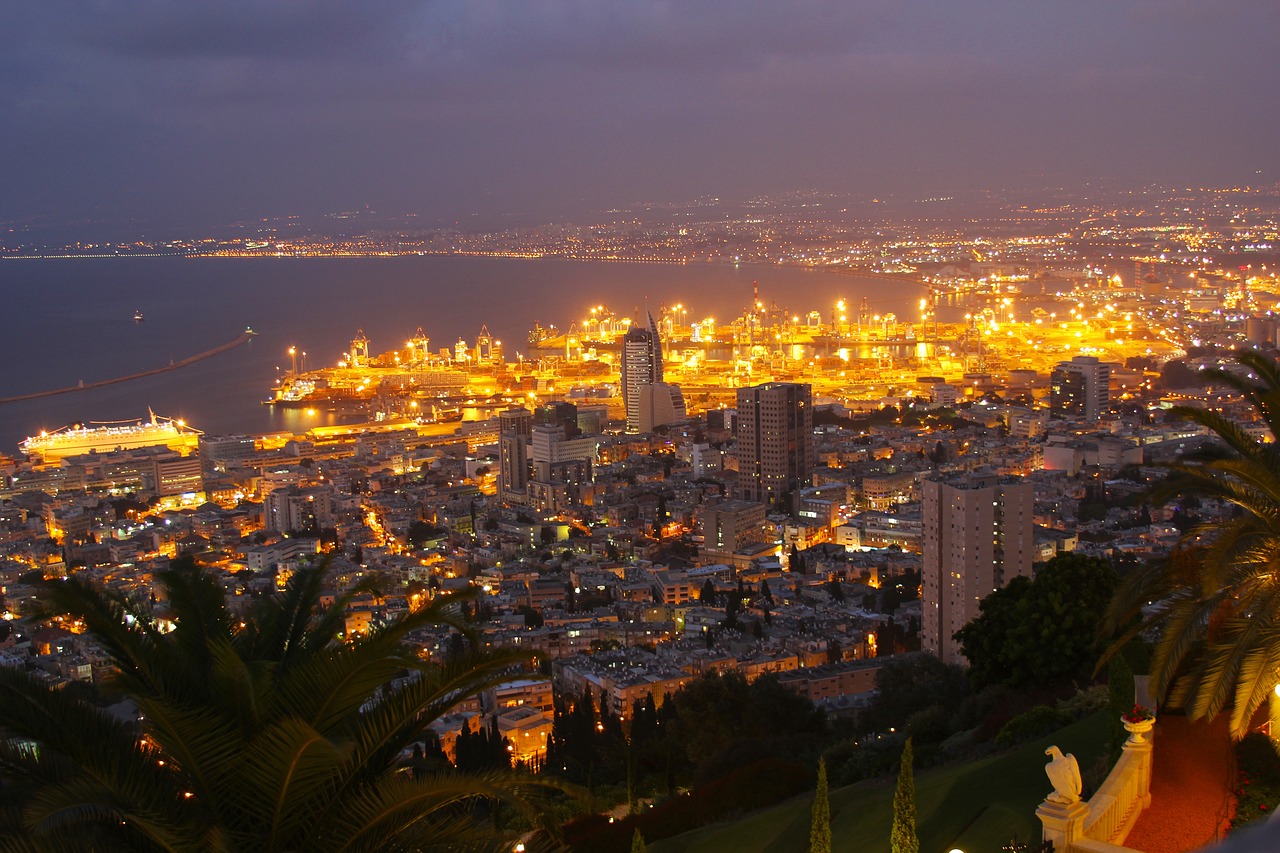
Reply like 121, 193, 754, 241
19, 412, 202, 462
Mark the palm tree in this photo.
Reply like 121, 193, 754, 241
0, 557, 561, 851
1102, 350, 1280, 738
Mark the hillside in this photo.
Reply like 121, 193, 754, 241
650, 712, 1110, 853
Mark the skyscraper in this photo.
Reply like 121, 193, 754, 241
1050, 355, 1110, 422
735, 382, 813, 506
621, 312, 664, 434
921, 473, 1034, 666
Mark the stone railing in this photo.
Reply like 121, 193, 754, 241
1037, 721, 1154, 853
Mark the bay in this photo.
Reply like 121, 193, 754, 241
0, 255, 926, 453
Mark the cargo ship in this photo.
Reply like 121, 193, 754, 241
19, 411, 201, 462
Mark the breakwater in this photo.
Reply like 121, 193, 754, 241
0, 330, 256, 405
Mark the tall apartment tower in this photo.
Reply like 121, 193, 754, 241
735, 382, 814, 506
497, 407, 532, 503
621, 312, 664, 434
1050, 355, 1111, 422
922, 473, 1034, 667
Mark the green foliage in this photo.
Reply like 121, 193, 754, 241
1107, 643, 1135, 757
0, 556, 554, 852
632, 828, 648, 853
563, 757, 811, 852
1230, 733, 1280, 831
956, 553, 1118, 690
810, 757, 831, 853
993, 705, 1074, 748
670, 671, 825, 769
891, 737, 918, 853
1100, 351, 1280, 739
405, 519, 446, 549
865, 653, 970, 734
904, 704, 952, 746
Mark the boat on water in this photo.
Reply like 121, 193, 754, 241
133, 310, 145, 322
19, 410, 201, 462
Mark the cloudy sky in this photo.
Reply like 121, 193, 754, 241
2, 1, 1277, 228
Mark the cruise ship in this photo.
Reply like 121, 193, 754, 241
19, 412, 202, 462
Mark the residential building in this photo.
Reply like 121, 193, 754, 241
736, 382, 814, 506
921, 472, 1034, 666
1050, 355, 1111, 422
497, 407, 532, 503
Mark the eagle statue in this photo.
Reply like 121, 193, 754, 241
1044, 745, 1082, 805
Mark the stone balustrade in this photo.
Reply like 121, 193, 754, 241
1037, 723, 1154, 853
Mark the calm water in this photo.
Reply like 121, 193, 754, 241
0, 255, 925, 452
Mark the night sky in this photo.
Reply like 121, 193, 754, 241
3, 1, 1277, 228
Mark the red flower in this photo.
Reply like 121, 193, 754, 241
1261, 804, 1268, 812
1123, 704, 1154, 724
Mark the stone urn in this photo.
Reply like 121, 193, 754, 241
1122, 714, 1156, 744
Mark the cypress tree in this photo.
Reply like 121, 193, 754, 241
810, 756, 831, 853
891, 737, 918, 853
631, 829, 647, 853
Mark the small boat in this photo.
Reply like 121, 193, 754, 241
133, 310, 145, 323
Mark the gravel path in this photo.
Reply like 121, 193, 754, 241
1124, 715, 1235, 853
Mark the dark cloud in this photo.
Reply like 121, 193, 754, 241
0, 1, 1277, 228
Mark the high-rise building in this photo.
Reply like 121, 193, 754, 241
621, 312, 664, 434
529, 419, 599, 512
497, 407, 532, 503
638, 381, 687, 433
1050, 355, 1110, 422
534, 401, 581, 437
921, 472, 1034, 666
735, 382, 813, 506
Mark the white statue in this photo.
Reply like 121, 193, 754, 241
1044, 746, 1082, 805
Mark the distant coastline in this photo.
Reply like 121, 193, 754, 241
0, 330, 255, 405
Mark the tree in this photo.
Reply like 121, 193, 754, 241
956, 553, 1118, 690
1101, 351, 1280, 738
405, 519, 444, 549
670, 671, 825, 768
0, 557, 552, 851
826, 579, 845, 603
631, 828, 648, 853
865, 653, 969, 733
891, 738, 918, 853
810, 756, 831, 853
724, 590, 741, 630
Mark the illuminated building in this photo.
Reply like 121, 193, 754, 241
699, 500, 767, 551
1050, 355, 1110, 422
621, 312, 664, 434
921, 473, 1033, 667
637, 381, 686, 433
497, 408, 532, 503
735, 382, 813, 507
198, 435, 257, 469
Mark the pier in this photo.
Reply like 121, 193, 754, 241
0, 329, 257, 405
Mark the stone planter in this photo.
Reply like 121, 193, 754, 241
1122, 715, 1156, 744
